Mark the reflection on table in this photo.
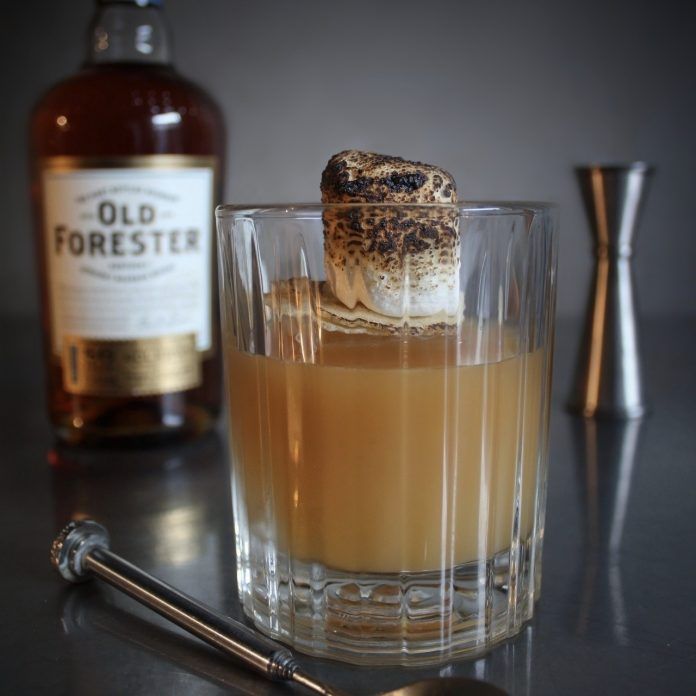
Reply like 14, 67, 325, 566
572, 418, 643, 644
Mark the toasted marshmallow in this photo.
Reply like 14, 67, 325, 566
321, 150, 459, 317
316, 281, 462, 336
266, 279, 462, 342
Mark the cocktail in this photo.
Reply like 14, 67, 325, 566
216, 151, 557, 665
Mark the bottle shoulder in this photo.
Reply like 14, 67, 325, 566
34, 65, 221, 116
31, 65, 225, 157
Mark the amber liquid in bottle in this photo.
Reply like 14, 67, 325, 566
30, 1, 225, 446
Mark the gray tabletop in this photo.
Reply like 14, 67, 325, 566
1, 316, 695, 695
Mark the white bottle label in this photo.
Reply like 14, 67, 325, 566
42, 156, 217, 396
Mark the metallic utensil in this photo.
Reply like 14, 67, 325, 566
50, 520, 507, 696
51, 520, 337, 695
570, 162, 653, 419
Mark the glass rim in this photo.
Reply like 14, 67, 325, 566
215, 201, 557, 219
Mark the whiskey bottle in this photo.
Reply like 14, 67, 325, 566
30, 0, 225, 445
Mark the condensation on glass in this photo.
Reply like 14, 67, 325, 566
216, 203, 557, 665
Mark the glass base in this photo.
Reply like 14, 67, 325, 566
238, 538, 538, 666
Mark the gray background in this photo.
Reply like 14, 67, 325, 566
2, 0, 695, 319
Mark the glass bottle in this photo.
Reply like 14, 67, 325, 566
30, 0, 225, 446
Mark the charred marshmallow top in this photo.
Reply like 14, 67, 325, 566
320, 150, 459, 318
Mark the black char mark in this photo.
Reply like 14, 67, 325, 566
320, 151, 447, 203
384, 171, 427, 193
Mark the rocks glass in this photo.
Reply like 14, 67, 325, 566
216, 202, 557, 665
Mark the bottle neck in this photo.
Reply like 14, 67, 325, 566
86, 1, 172, 66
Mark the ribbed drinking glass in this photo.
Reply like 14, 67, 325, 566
216, 202, 557, 665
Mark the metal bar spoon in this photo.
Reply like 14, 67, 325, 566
51, 520, 506, 696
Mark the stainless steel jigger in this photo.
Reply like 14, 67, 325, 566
51, 520, 507, 696
50, 520, 339, 695
570, 162, 653, 419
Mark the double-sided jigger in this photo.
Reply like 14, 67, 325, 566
51, 520, 507, 696
570, 162, 654, 419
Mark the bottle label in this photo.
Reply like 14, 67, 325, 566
42, 155, 217, 396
